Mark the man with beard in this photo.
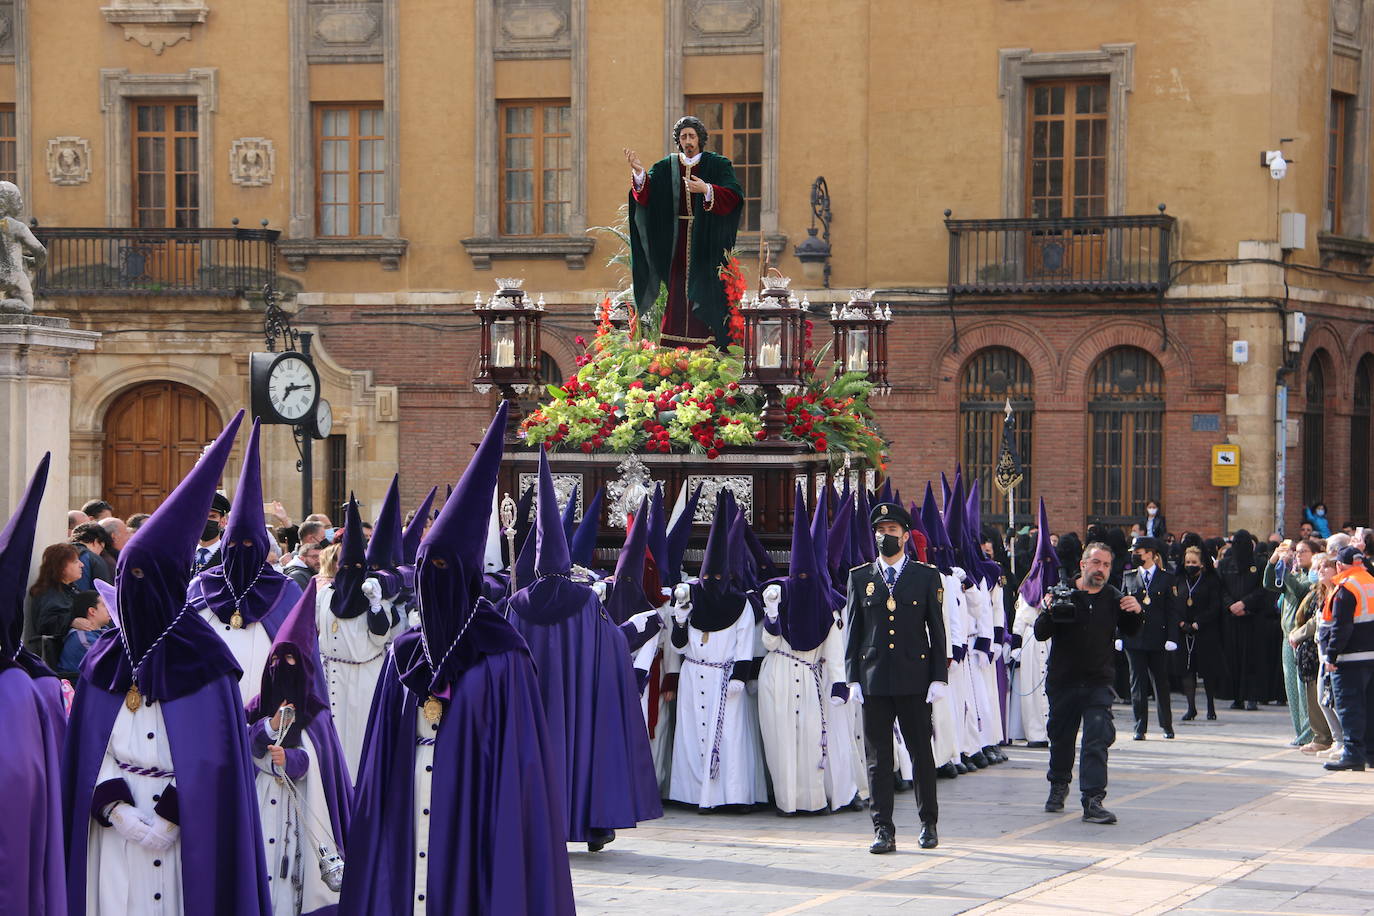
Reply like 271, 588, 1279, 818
1217, 530, 1273, 710
1035, 543, 1143, 825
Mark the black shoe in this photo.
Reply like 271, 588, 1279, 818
919, 822, 938, 849
894, 777, 913, 792
869, 826, 896, 854
1044, 782, 1069, 812
1082, 796, 1117, 825
587, 828, 616, 852
1229, 701, 1244, 710
969, 751, 990, 769
1132, 730, 1145, 741
1324, 758, 1367, 772
1026, 740, 1049, 748
1245, 701, 1258, 711
1206, 711, 1217, 720
1181, 710, 1197, 722
1163, 730, 1175, 739
936, 762, 959, 779
982, 745, 1004, 764
954, 761, 969, 775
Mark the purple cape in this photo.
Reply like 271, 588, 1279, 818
506, 581, 663, 840
61, 667, 271, 915
340, 612, 574, 915
1, 668, 66, 915
187, 567, 301, 630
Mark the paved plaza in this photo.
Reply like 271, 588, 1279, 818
571, 703, 1374, 915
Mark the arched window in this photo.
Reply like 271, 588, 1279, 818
539, 351, 563, 388
959, 347, 1034, 525
1302, 351, 1328, 508
1353, 355, 1372, 522
1088, 347, 1164, 525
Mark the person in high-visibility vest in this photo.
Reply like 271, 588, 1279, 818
1318, 546, 1374, 772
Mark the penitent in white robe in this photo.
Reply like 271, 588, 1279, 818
86, 702, 183, 915
758, 623, 854, 813
963, 581, 1003, 749
668, 608, 768, 808
197, 610, 273, 706
251, 725, 339, 916
633, 602, 680, 795
929, 573, 961, 767
316, 585, 399, 782
945, 568, 984, 758
1010, 596, 1051, 743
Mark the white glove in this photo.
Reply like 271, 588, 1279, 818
849, 682, 864, 706
672, 583, 692, 604
671, 604, 689, 625
1001, 643, 1012, 662
925, 681, 948, 704
829, 693, 846, 706
762, 584, 781, 621
109, 804, 155, 847
629, 609, 655, 633
361, 578, 383, 607
143, 816, 179, 852
727, 679, 745, 697
1114, 639, 1123, 652
1164, 640, 1178, 652
591, 581, 607, 602
1010, 647, 1023, 663
407, 608, 421, 628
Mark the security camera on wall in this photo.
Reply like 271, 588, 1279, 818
1264, 150, 1288, 180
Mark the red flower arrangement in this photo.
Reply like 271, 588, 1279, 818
719, 256, 747, 346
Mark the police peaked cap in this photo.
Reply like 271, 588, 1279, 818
210, 491, 232, 515
1130, 535, 1165, 555
869, 501, 912, 531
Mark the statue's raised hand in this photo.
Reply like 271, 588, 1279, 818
623, 148, 644, 173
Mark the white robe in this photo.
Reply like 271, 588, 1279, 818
412, 708, 437, 916
964, 581, 1003, 749
929, 572, 961, 767
758, 622, 853, 813
668, 607, 768, 808
253, 729, 339, 916
633, 602, 680, 795
197, 609, 273, 705
315, 585, 398, 781
1011, 596, 1051, 742
86, 702, 183, 916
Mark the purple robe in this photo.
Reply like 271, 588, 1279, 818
62, 634, 271, 916
506, 579, 664, 840
340, 609, 574, 916
1, 667, 66, 915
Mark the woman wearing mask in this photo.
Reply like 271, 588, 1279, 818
1141, 500, 1167, 539
1304, 502, 1331, 538
1176, 543, 1225, 721
1292, 554, 1340, 757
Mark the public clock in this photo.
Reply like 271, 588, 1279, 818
309, 398, 333, 440
250, 351, 320, 426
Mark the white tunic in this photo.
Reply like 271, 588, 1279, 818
198, 609, 273, 705
1011, 596, 1051, 742
316, 585, 396, 781
929, 573, 961, 767
758, 623, 852, 813
963, 581, 1003, 748
633, 602, 680, 795
86, 702, 182, 916
253, 729, 340, 916
413, 708, 438, 916
668, 608, 768, 808
944, 568, 984, 757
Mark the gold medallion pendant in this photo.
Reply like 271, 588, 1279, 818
887, 597, 897, 611
1187, 598, 1194, 607
1143, 595, 1151, 605
422, 696, 443, 723
125, 683, 143, 712
332, 619, 340, 634
230, 611, 244, 629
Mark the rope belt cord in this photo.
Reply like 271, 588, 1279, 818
772, 648, 830, 770
683, 655, 734, 780
112, 757, 175, 780
416, 736, 436, 747
321, 649, 385, 666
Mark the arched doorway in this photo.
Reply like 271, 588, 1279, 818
1087, 346, 1164, 527
1302, 350, 1330, 510
102, 381, 222, 515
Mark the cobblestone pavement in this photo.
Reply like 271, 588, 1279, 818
570, 702, 1374, 915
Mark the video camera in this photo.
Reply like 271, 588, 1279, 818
1045, 582, 1081, 624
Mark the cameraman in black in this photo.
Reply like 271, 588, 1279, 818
1034, 542, 1144, 824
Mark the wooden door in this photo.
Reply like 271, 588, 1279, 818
103, 382, 222, 515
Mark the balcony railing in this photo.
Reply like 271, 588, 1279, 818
33, 226, 280, 297
946, 212, 1175, 296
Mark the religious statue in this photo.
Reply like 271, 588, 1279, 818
0, 182, 46, 313
624, 115, 743, 348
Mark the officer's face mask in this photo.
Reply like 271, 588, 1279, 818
201, 519, 221, 542
877, 533, 903, 558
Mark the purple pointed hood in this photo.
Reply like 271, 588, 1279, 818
945, 472, 970, 567
940, 471, 952, 516
401, 486, 438, 566
688, 488, 748, 631
415, 401, 508, 691
604, 496, 652, 625
727, 513, 759, 593
827, 487, 854, 583
645, 483, 669, 580
568, 486, 602, 569
252, 580, 328, 739
664, 482, 701, 587
0, 452, 49, 668
808, 490, 833, 598
329, 495, 369, 618
775, 483, 834, 652
116, 410, 244, 672
963, 478, 1003, 586
512, 484, 536, 560
560, 483, 579, 544
923, 482, 955, 574
1019, 499, 1060, 607
852, 482, 876, 565
878, 478, 894, 504
533, 449, 571, 577
196, 420, 292, 626
366, 475, 405, 571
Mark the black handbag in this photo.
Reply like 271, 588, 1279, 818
1296, 639, 1320, 682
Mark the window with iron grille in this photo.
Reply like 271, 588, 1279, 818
1352, 355, 1372, 523
687, 95, 763, 233
959, 347, 1034, 525
1303, 352, 1328, 508
1026, 80, 1108, 219
1088, 347, 1163, 525
326, 434, 348, 524
315, 104, 385, 238
499, 100, 572, 236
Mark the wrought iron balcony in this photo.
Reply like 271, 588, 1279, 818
945, 211, 1175, 296
33, 226, 280, 297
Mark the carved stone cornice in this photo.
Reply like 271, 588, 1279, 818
101, 1, 209, 54
460, 236, 595, 270
280, 237, 408, 271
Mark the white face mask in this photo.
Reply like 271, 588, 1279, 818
1147, 507, 1157, 516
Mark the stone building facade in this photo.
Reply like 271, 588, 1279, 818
0, 0, 1369, 537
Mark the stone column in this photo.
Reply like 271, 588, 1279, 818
0, 314, 100, 581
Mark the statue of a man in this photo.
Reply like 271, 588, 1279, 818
624, 116, 743, 348
0, 182, 45, 313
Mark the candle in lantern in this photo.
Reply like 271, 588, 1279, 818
758, 318, 783, 369
846, 327, 870, 373
492, 319, 516, 368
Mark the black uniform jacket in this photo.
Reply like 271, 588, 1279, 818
845, 558, 948, 697
1120, 566, 1184, 651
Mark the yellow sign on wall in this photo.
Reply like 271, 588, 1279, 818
1212, 444, 1241, 487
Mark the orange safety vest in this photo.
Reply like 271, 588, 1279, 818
1323, 566, 1374, 623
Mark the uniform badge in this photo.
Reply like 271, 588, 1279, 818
865, 582, 875, 597
880, 505, 889, 516
937, 587, 945, 603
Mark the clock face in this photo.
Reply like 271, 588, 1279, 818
314, 399, 333, 439
268, 355, 317, 422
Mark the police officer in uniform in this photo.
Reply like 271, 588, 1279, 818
846, 501, 948, 853
1121, 536, 1183, 739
